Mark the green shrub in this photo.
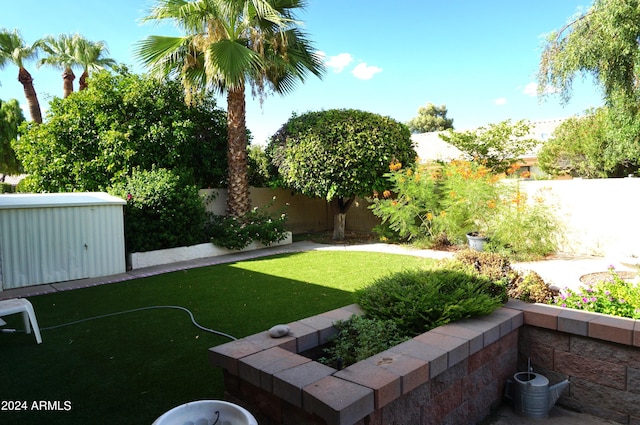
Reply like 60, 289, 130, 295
454, 249, 558, 303
0, 182, 14, 193
554, 270, 640, 319
508, 271, 558, 303
486, 185, 560, 261
320, 315, 409, 368
109, 168, 206, 253
454, 249, 512, 282
370, 160, 560, 259
355, 268, 506, 337
206, 201, 288, 250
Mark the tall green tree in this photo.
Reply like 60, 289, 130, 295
38, 33, 82, 98
14, 68, 228, 192
539, 107, 640, 178
268, 109, 416, 240
538, 0, 640, 106
439, 119, 539, 173
0, 98, 25, 179
406, 102, 454, 133
76, 38, 117, 91
135, 0, 324, 217
0, 28, 42, 123
538, 0, 640, 172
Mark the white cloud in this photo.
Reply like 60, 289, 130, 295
523, 81, 558, 97
352, 62, 382, 80
325, 53, 353, 73
494, 97, 507, 105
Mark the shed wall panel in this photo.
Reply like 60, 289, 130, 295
0, 203, 125, 290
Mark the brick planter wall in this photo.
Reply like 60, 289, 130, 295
509, 301, 640, 424
209, 304, 522, 425
209, 301, 640, 425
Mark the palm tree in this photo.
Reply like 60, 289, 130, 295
38, 33, 81, 98
135, 0, 324, 217
0, 28, 43, 123
76, 39, 117, 91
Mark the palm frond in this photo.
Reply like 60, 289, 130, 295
206, 38, 262, 90
134, 35, 194, 76
0, 28, 39, 68
142, 0, 219, 34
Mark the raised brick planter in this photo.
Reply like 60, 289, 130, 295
209, 301, 640, 424
210, 303, 522, 424
507, 300, 640, 424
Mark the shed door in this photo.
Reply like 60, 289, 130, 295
1, 206, 91, 289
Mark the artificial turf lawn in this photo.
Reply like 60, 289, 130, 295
0, 250, 433, 425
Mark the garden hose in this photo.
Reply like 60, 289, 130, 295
0, 305, 238, 341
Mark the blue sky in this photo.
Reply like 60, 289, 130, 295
1, 0, 602, 145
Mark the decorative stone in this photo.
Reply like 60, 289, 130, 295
269, 324, 291, 338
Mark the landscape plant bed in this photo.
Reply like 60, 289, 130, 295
209, 303, 524, 425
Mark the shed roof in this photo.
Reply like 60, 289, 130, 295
0, 192, 126, 209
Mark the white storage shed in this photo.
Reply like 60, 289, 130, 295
0, 192, 126, 291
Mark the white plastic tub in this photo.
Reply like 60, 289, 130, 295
152, 400, 258, 425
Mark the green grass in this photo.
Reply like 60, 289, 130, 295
0, 251, 432, 425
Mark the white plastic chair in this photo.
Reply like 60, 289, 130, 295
0, 298, 42, 344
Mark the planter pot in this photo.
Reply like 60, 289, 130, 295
466, 232, 488, 251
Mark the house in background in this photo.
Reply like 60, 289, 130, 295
411, 119, 565, 177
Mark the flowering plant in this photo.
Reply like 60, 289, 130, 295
435, 160, 503, 241
206, 198, 288, 250
553, 268, 640, 319
370, 160, 560, 258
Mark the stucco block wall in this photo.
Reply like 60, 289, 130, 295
520, 178, 640, 257
200, 188, 380, 235
203, 178, 640, 255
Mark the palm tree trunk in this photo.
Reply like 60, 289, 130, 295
62, 67, 75, 98
79, 70, 89, 91
17, 67, 42, 123
226, 84, 250, 217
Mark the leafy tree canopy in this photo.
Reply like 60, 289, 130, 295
439, 119, 539, 173
268, 108, 416, 239
538, 107, 640, 178
0, 98, 24, 177
538, 0, 640, 107
269, 109, 416, 201
14, 67, 227, 192
406, 102, 454, 133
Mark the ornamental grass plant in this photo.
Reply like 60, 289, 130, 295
370, 160, 560, 259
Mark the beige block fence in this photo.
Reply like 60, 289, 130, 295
202, 177, 640, 258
